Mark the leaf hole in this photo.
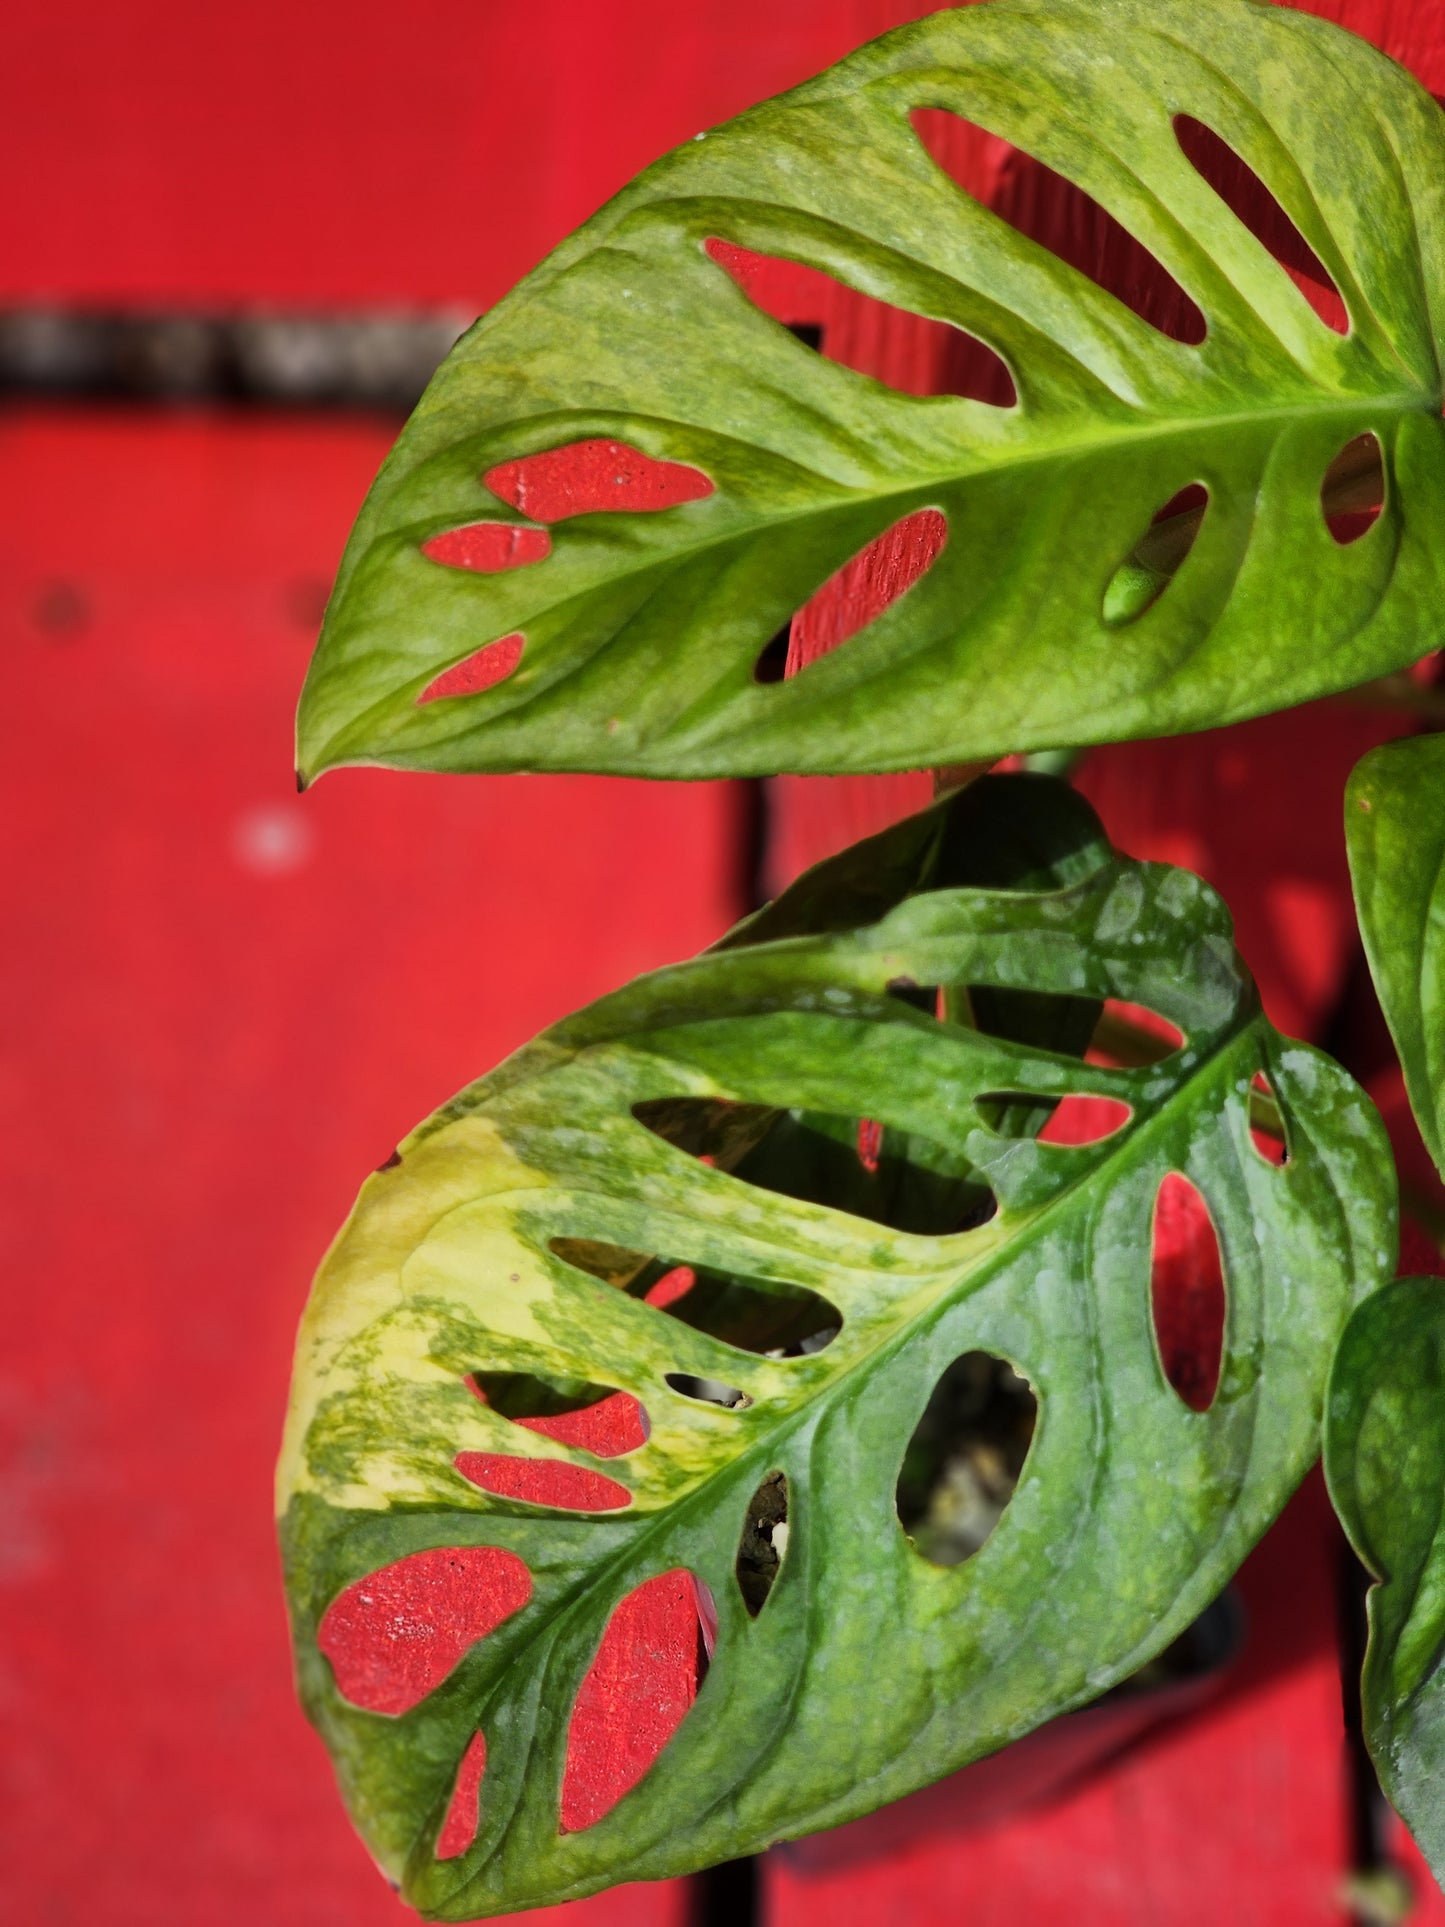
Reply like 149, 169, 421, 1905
1249, 1070, 1288, 1166
453, 1453, 632, 1512
484, 439, 712, 519
1322, 432, 1384, 545
959, 983, 1103, 1067
753, 621, 792, 684
886, 976, 939, 1016
421, 522, 550, 572
317, 1547, 532, 1715
645, 1265, 697, 1311
635, 1095, 996, 1238
436, 1732, 487, 1860
664, 1372, 753, 1410
1089, 1000, 1185, 1066
736, 1470, 789, 1617
631, 1096, 778, 1167
896, 1351, 1037, 1566
546, 1236, 653, 1288
415, 633, 524, 704
550, 1228, 841, 1356
1103, 484, 1209, 626
912, 109, 1207, 345
648, 1262, 841, 1356
1151, 1173, 1226, 1412
1173, 115, 1348, 333
466, 1373, 649, 1456
975, 1092, 1131, 1144
560, 1569, 709, 1833
705, 237, 1017, 403
777, 507, 949, 679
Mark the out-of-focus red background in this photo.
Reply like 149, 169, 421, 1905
4, 2, 1445, 1922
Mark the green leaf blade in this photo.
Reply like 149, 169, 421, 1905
280, 783, 1395, 1916
1326, 1277, 1445, 1884
1346, 732, 1445, 1182
299, 0, 1445, 782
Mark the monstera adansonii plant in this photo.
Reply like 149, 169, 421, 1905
280, 0, 1445, 1914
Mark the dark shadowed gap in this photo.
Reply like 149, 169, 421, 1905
549, 1233, 842, 1358
633, 1094, 996, 1239
897, 1351, 1037, 1565
1174, 115, 1347, 333
733, 771, 773, 913
736, 1471, 789, 1617
752, 624, 792, 685
912, 108, 1208, 345
692, 1853, 758, 1927
666, 1371, 752, 1410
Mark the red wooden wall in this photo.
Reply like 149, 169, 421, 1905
4, 3, 1445, 1923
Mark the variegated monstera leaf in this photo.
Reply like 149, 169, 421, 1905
279, 777, 1393, 1918
296, 0, 1445, 784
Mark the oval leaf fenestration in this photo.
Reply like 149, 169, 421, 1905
296, 0, 1445, 784
279, 777, 1393, 1917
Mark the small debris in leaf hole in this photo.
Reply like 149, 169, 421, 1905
736, 1470, 789, 1616
666, 1372, 751, 1409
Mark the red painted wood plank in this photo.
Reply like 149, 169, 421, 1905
0, 0, 965, 309
0, 409, 730, 1924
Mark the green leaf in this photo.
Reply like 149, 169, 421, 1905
1346, 733, 1445, 1181
279, 779, 1394, 1916
297, 0, 1445, 784
1326, 1276, 1445, 1882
